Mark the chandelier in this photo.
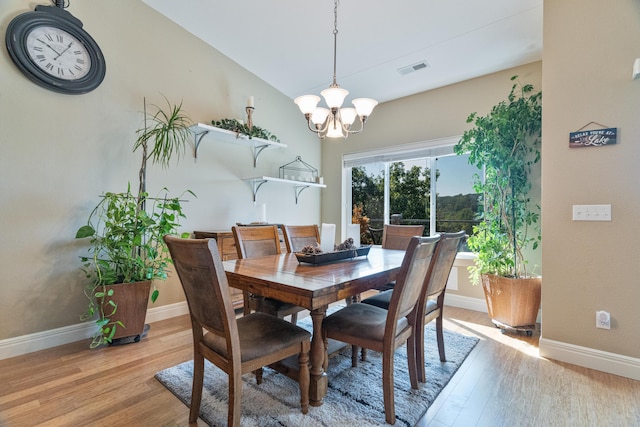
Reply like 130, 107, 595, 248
294, 0, 378, 139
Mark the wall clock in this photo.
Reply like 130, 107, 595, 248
5, 4, 106, 95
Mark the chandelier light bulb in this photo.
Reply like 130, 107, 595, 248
321, 86, 349, 109
294, 95, 321, 115
352, 98, 379, 118
311, 108, 330, 127
340, 107, 357, 126
326, 116, 344, 138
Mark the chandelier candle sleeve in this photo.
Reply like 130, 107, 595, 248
347, 224, 360, 248
320, 223, 336, 253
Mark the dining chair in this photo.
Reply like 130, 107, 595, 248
163, 236, 311, 427
362, 230, 466, 382
281, 224, 321, 253
357, 223, 427, 361
283, 223, 360, 309
322, 235, 440, 425
232, 225, 305, 324
381, 224, 426, 250
373, 224, 426, 293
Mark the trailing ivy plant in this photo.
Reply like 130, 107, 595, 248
212, 118, 280, 143
454, 76, 542, 284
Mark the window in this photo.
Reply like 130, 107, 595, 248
343, 137, 480, 251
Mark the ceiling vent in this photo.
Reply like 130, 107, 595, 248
397, 61, 430, 76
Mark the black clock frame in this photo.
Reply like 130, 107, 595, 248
5, 5, 106, 95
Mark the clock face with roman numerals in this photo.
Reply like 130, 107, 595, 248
5, 6, 106, 95
25, 26, 91, 81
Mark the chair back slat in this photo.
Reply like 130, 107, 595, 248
282, 224, 321, 253
423, 231, 467, 301
386, 235, 440, 322
232, 225, 281, 259
381, 224, 425, 250
163, 236, 236, 337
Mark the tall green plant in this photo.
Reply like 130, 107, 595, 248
76, 98, 194, 347
133, 97, 192, 197
454, 76, 542, 283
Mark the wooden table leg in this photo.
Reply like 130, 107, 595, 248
309, 306, 328, 406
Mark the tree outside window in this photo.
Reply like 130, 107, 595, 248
351, 154, 480, 248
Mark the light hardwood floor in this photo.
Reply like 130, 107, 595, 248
1, 306, 638, 426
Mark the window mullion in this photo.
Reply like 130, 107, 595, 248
384, 162, 390, 224
430, 158, 437, 236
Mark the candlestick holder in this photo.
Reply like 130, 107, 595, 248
245, 106, 255, 133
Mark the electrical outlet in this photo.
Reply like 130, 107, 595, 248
572, 204, 612, 221
596, 311, 611, 329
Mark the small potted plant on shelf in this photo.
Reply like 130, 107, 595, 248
454, 76, 542, 335
211, 118, 280, 142
76, 98, 194, 348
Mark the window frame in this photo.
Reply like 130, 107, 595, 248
341, 135, 477, 253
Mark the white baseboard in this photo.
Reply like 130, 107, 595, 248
444, 295, 639, 381
0, 301, 189, 360
444, 293, 489, 313
0, 321, 96, 361
144, 301, 190, 323
539, 337, 640, 381
3, 297, 638, 381
444, 293, 543, 323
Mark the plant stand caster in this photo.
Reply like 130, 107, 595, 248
110, 324, 150, 346
492, 319, 535, 336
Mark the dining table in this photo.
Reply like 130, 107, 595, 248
222, 246, 406, 406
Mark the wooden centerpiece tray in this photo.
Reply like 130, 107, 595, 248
295, 246, 371, 265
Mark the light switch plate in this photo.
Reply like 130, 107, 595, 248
572, 204, 612, 221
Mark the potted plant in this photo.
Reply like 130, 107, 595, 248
454, 76, 542, 334
76, 98, 194, 348
211, 118, 281, 142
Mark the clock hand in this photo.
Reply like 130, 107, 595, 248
36, 38, 63, 56
54, 42, 73, 60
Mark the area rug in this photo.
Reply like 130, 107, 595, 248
155, 315, 478, 427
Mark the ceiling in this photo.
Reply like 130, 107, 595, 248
142, 0, 543, 105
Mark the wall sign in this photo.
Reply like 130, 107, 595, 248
569, 127, 617, 148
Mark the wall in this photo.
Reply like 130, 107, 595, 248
540, 0, 640, 368
321, 62, 543, 303
0, 1, 320, 343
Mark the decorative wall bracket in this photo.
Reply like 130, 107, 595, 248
244, 176, 326, 204
189, 123, 287, 166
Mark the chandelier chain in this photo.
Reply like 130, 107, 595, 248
332, 0, 339, 87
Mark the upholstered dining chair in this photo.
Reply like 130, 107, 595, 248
322, 235, 440, 425
381, 224, 426, 250
362, 230, 466, 382
281, 224, 321, 253
232, 225, 305, 324
163, 236, 311, 427
373, 224, 425, 293
282, 223, 360, 308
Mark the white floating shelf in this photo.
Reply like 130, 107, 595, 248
243, 176, 326, 204
189, 123, 287, 166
